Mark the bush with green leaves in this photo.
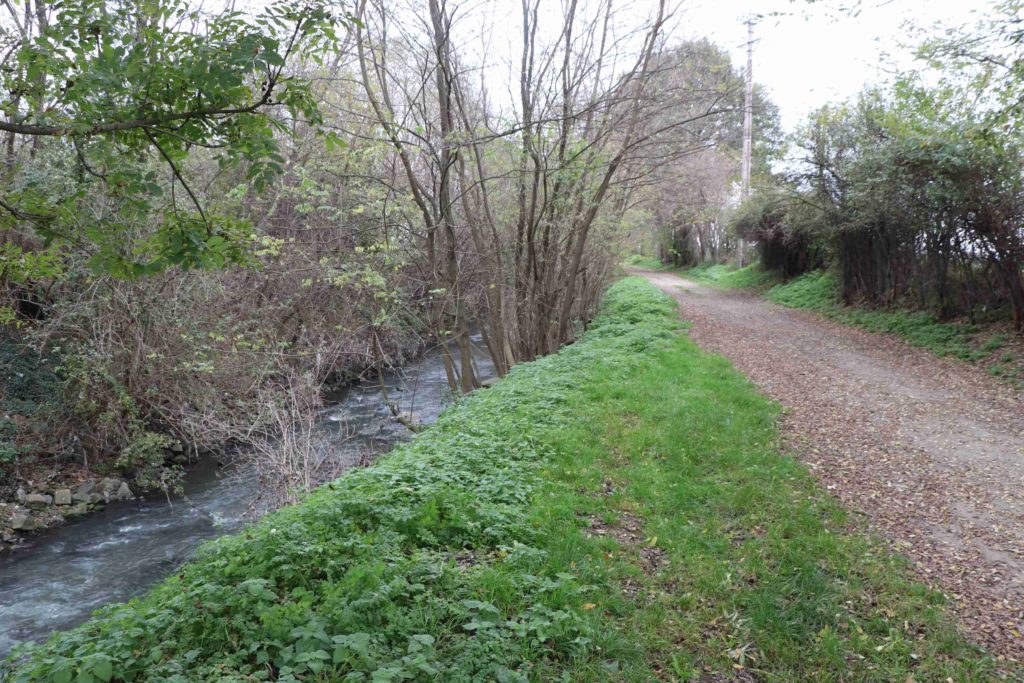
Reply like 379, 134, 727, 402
754, 75, 1024, 330
0, 0, 347, 276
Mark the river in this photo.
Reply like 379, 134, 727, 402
0, 335, 495, 657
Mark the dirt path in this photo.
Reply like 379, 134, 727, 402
636, 269, 1024, 662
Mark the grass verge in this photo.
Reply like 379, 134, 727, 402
765, 271, 989, 361
624, 255, 673, 270
3, 278, 1003, 682
684, 265, 1022, 379
681, 263, 777, 290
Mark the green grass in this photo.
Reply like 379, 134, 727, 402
687, 265, 1014, 365
3, 278, 1004, 682
684, 262, 779, 290
765, 271, 990, 361
624, 255, 672, 270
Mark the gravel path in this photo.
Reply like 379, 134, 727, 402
637, 269, 1024, 662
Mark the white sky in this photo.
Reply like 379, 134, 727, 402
233, 0, 991, 132
670, 0, 989, 130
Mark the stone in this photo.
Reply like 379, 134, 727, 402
66, 502, 89, 516
170, 442, 184, 454
25, 493, 52, 509
114, 482, 134, 501
479, 377, 500, 388
99, 478, 122, 501
88, 493, 104, 505
72, 480, 97, 503
2, 528, 15, 542
14, 487, 26, 503
10, 510, 37, 530
395, 411, 420, 426
54, 488, 72, 506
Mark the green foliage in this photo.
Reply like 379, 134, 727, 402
57, 347, 182, 488
763, 269, 839, 309
3, 278, 1000, 681
919, 0, 1024, 131
769, 80, 1024, 326
89, 213, 257, 277
115, 430, 178, 494
0, 242, 65, 283
730, 191, 825, 278
622, 255, 668, 270
980, 335, 1007, 354
0, 0, 347, 276
2, 280, 673, 682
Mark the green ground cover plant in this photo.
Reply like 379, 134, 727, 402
3, 278, 1001, 682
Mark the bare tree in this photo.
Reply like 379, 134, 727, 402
346, 0, 742, 382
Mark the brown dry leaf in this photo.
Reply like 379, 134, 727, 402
640, 270, 1024, 662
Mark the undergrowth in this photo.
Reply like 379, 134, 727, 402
2, 278, 1002, 681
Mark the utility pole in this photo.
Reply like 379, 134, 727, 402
737, 18, 754, 267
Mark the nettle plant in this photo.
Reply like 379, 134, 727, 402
0, 0, 349, 278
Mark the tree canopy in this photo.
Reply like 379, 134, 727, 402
0, 0, 344, 275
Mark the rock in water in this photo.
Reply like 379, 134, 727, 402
54, 488, 72, 506
396, 411, 420, 425
99, 478, 122, 501
73, 480, 97, 503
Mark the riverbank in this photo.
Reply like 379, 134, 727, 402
3, 278, 1005, 680
0, 476, 137, 547
0, 322, 437, 553
0, 333, 494, 656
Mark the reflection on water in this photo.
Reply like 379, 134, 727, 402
0, 335, 494, 656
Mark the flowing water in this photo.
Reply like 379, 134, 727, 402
0, 336, 495, 657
